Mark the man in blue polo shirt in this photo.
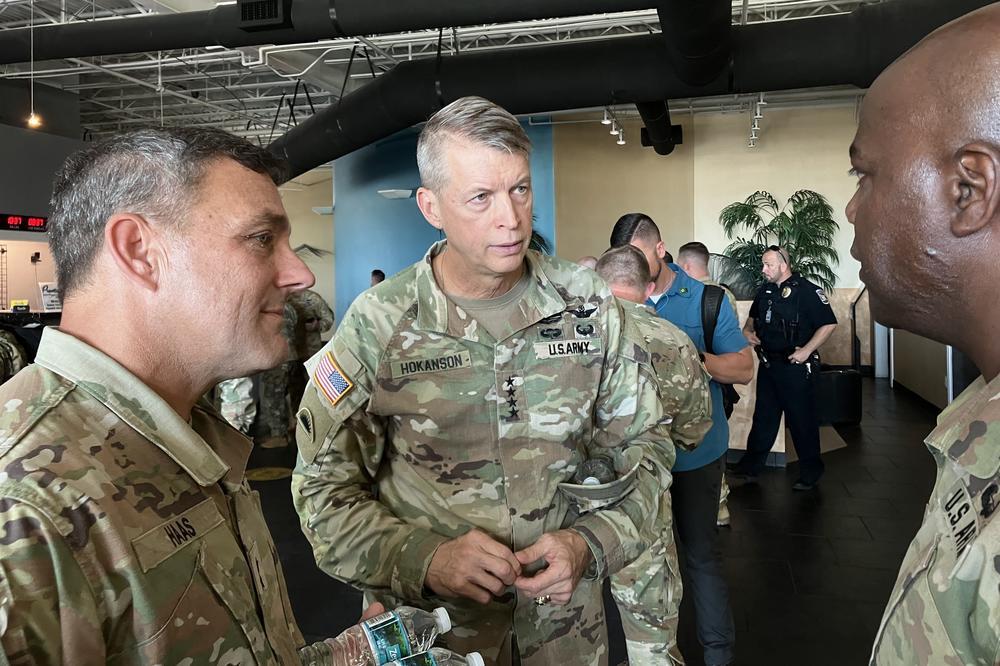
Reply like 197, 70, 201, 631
611, 214, 752, 666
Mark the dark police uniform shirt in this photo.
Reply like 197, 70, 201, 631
748, 273, 836, 354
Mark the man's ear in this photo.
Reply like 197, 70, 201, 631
644, 281, 656, 300
104, 213, 162, 291
951, 143, 1000, 238
655, 240, 666, 261
416, 187, 443, 231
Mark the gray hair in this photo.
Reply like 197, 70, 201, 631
596, 245, 651, 291
416, 96, 532, 191
49, 126, 288, 297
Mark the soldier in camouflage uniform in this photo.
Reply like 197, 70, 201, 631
598, 245, 713, 665
289, 288, 335, 360
256, 302, 298, 447
217, 375, 257, 434
0, 328, 26, 385
288, 288, 336, 410
292, 97, 674, 666
844, 5, 1000, 664
0, 127, 358, 663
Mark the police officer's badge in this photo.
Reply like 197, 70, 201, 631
816, 289, 830, 304
781, 286, 792, 299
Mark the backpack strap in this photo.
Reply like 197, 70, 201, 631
701, 284, 725, 355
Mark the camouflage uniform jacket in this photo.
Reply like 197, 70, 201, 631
621, 301, 713, 455
292, 242, 672, 666
0, 328, 335, 665
871, 373, 1000, 665
289, 289, 336, 361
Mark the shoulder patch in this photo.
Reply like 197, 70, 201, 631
816, 289, 830, 304
313, 352, 354, 407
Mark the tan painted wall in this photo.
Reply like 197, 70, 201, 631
281, 177, 335, 314
553, 117, 694, 263
893, 329, 948, 409
553, 105, 863, 289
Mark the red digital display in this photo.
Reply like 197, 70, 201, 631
1, 213, 47, 232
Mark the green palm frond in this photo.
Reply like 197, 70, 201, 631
718, 189, 840, 293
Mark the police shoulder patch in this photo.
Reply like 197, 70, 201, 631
313, 351, 354, 407
816, 289, 830, 304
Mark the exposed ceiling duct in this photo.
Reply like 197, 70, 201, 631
0, 0, 655, 64
268, 0, 994, 177
636, 101, 682, 156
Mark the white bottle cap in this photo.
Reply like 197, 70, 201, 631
432, 607, 452, 634
465, 652, 485, 666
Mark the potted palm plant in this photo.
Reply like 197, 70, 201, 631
718, 189, 839, 294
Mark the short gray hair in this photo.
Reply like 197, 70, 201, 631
49, 126, 288, 297
416, 96, 531, 191
596, 245, 651, 291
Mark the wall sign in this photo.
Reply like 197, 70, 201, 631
1, 214, 47, 233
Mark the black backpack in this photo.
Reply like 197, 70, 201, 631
701, 284, 741, 419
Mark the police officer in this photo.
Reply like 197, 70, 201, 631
731, 246, 837, 491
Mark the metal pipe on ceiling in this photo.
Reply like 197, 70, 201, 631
0, 0, 656, 64
267, 0, 994, 177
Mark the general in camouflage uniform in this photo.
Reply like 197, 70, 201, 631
598, 246, 713, 665
293, 243, 672, 666
844, 4, 1000, 665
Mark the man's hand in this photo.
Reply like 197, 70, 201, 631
513, 530, 592, 605
360, 602, 386, 621
425, 529, 522, 604
788, 347, 812, 364
744, 329, 761, 346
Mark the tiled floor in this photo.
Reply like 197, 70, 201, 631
252, 377, 939, 665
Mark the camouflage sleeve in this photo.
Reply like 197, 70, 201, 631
291, 317, 450, 602
660, 337, 713, 451
568, 301, 674, 581
0, 496, 106, 665
314, 295, 335, 335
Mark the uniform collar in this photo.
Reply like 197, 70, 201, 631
34, 328, 242, 487
414, 240, 567, 342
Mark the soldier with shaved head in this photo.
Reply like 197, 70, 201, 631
845, 3, 1000, 663
596, 245, 713, 665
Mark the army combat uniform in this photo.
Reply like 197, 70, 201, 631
610, 302, 714, 665
293, 242, 673, 666
0, 328, 335, 664
256, 302, 298, 444
288, 289, 336, 411
871, 373, 1000, 665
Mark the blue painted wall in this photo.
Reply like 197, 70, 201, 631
332, 121, 555, 321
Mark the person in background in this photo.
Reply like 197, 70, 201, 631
676, 241, 739, 527
729, 246, 836, 491
611, 213, 752, 666
371, 268, 386, 286
597, 244, 713, 665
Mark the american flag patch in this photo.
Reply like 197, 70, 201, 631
314, 352, 354, 407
